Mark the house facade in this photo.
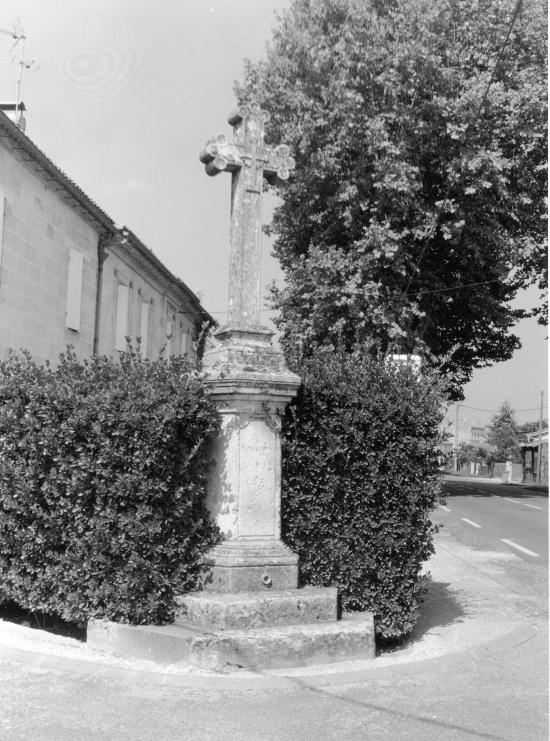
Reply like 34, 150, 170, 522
0, 107, 212, 365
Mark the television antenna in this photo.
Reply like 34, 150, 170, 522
0, 19, 39, 126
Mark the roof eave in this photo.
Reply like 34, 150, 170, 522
0, 110, 215, 327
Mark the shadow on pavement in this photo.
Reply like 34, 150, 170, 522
378, 579, 466, 656
443, 488, 494, 498
443, 484, 548, 500
518, 485, 549, 496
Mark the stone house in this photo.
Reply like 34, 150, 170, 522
0, 106, 213, 365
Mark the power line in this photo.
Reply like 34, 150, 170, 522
205, 277, 509, 314
409, 278, 501, 297
460, 403, 547, 413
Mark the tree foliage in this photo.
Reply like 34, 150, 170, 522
518, 418, 548, 438
486, 400, 523, 461
456, 442, 489, 467
281, 346, 446, 642
0, 349, 220, 626
236, 0, 547, 394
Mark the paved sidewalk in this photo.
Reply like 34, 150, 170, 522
0, 526, 547, 739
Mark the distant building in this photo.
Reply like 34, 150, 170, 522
469, 425, 488, 445
0, 106, 213, 365
521, 430, 548, 484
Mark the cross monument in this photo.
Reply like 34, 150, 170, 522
198, 102, 301, 592
200, 102, 295, 328
86, 103, 375, 668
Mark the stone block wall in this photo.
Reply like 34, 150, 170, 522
0, 141, 98, 363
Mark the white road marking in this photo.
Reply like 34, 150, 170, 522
439, 505, 451, 512
475, 489, 490, 494
500, 539, 540, 558
461, 517, 482, 528
503, 497, 543, 511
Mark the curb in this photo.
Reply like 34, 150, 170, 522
0, 621, 539, 690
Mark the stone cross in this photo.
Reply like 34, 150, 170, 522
199, 103, 301, 593
200, 102, 295, 328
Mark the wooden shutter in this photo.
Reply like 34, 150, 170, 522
65, 249, 84, 331
139, 301, 150, 357
115, 284, 129, 351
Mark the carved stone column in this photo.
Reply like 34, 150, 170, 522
202, 326, 300, 591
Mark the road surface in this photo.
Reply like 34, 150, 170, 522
439, 478, 548, 564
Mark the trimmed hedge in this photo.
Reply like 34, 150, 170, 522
281, 347, 445, 643
0, 349, 220, 626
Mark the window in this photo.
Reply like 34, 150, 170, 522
166, 304, 177, 355
65, 249, 84, 331
115, 283, 129, 351
182, 327, 191, 356
139, 300, 150, 358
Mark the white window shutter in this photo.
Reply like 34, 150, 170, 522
115, 284, 129, 351
65, 249, 84, 331
139, 301, 150, 357
0, 190, 5, 284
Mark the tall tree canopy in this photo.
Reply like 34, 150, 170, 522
236, 0, 547, 395
486, 400, 523, 460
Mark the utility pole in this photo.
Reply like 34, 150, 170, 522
454, 403, 460, 472
537, 390, 544, 484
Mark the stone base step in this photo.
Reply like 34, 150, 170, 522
176, 586, 338, 630
87, 613, 375, 671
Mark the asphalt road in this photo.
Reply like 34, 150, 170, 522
440, 478, 548, 564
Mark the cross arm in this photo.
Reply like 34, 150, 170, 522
263, 144, 296, 186
200, 135, 242, 177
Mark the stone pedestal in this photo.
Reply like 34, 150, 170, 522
202, 325, 301, 592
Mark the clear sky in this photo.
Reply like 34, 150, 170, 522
0, 0, 546, 428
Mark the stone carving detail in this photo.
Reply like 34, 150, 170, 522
223, 405, 282, 434
200, 103, 296, 185
226, 413, 251, 433
262, 404, 283, 432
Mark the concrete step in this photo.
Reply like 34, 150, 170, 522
176, 586, 338, 630
87, 612, 375, 671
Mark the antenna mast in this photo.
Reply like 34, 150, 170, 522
0, 19, 32, 128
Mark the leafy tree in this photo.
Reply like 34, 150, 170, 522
236, 0, 547, 394
456, 442, 489, 468
486, 400, 522, 461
